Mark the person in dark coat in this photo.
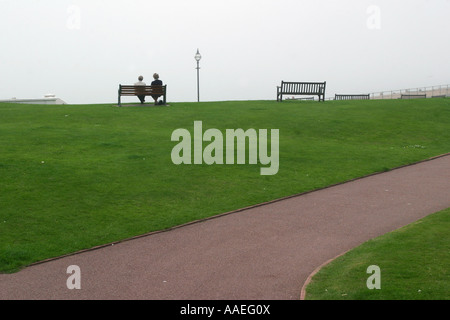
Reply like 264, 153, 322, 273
151, 73, 163, 104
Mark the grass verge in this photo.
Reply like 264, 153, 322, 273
0, 98, 449, 273
304, 207, 450, 300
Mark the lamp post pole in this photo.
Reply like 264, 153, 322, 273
195, 49, 202, 102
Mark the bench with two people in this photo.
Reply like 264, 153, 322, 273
118, 73, 167, 107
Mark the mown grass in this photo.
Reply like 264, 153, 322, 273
0, 98, 449, 273
304, 208, 450, 300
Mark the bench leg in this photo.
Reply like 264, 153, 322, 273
277, 93, 283, 102
277, 94, 283, 102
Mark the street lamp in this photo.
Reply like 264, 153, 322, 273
195, 49, 202, 102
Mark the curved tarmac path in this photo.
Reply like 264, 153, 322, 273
1, 154, 449, 300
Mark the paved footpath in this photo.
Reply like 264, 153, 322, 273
1, 154, 449, 300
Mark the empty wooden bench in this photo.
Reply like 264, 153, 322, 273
335, 94, 370, 101
118, 85, 167, 106
277, 81, 326, 102
400, 94, 426, 99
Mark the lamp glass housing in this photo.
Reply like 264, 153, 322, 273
195, 50, 202, 62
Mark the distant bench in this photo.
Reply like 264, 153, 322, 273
432, 95, 447, 98
335, 94, 370, 101
118, 85, 167, 106
400, 94, 426, 99
277, 81, 326, 102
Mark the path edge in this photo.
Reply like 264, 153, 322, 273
24, 152, 450, 270
299, 250, 350, 300
299, 152, 450, 300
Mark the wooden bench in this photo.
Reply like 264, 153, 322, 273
400, 94, 426, 99
118, 85, 167, 106
277, 81, 326, 102
335, 94, 370, 101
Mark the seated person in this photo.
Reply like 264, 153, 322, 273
151, 73, 163, 104
134, 75, 146, 104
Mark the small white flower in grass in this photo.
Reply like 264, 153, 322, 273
41, 161, 45, 164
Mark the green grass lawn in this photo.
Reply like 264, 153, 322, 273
0, 98, 449, 273
304, 207, 450, 300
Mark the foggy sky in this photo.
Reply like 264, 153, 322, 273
1, 0, 449, 104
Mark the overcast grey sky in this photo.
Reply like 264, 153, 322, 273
1, 0, 449, 104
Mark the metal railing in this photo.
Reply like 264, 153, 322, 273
326, 84, 449, 101
369, 84, 449, 100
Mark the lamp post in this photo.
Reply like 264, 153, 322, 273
195, 49, 202, 102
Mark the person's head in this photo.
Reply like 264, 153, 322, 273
138, 75, 144, 81
153, 73, 159, 80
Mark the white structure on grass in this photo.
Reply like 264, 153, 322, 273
0, 94, 67, 105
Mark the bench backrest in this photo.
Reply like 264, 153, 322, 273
400, 94, 426, 99
280, 82, 326, 94
335, 94, 370, 100
119, 85, 166, 96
